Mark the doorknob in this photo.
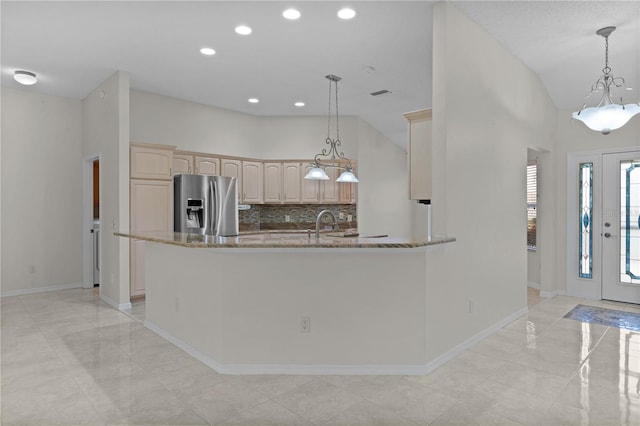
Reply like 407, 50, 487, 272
604, 232, 617, 238
604, 222, 611, 228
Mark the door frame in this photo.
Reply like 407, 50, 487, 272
567, 147, 640, 300
82, 153, 101, 289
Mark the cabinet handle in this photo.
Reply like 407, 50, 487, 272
169, 168, 172, 176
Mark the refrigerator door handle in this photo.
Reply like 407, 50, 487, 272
209, 180, 216, 234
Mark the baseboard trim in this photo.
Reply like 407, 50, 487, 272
1, 282, 82, 298
99, 293, 132, 311
540, 289, 566, 298
145, 306, 529, 376
419, 306, 530, 374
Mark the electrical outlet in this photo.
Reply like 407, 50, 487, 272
285, 215, 291, 222
339, 212, 345, 220
301, 316, 311, 333
347, 214, 353, 222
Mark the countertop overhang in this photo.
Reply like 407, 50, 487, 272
115, 231, 455, 249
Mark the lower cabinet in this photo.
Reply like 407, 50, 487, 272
130, 179, 172, 297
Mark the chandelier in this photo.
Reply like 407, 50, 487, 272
572, 26, 640, 135
304, 75, 358, 182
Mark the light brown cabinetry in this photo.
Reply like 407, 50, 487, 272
172, 153, 193, 175
129, 179, 172, 297
130, 143, 174, 298
403, 109, 432, 201
264, 162, 282, 203
195, 156, 220, 176
131, 144, 174, 179
283, 162, 302, 203
242, 161, 263, 203
339, 161, 357, 204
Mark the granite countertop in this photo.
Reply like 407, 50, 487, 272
115, 230, 455, 249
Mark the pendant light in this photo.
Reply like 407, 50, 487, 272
572, 26, 640, 135
305, 75, 359, 182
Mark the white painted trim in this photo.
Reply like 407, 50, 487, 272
540, 289, 566, 298
418, 306, 529, 374
144, 306, 528, 376
1, 282, 82, 298
527, 281, 540, 290
99, 293, 132, 311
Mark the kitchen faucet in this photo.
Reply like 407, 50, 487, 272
315, 210, 338, 239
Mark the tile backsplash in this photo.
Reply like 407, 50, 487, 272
239, 204, 357, 231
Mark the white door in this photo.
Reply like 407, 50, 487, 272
602, 151, 640, 304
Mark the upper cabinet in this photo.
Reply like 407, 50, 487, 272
130, 143, 175, 180
282, 162, 302, 203
172, 153, 193, 175
195, 155, 220, 176
403, 109, 432, 201
242, 161, 263, 204
264, 162, 283, 203
221, 158, 242, 202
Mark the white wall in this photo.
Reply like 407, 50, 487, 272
130, 90, 415, 237
426, 3, 557, 360
555, 110, 640, 295
82, 71, 130, 308
1, 88, 83, 295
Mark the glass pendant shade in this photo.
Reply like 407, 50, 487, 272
336, 170, 359, 183
304, 167, 330, 180
572, 26, 640, 134
572, 103, 640, 135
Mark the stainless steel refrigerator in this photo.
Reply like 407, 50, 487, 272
174, 174, 238, 236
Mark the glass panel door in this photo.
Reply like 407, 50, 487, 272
602, 152, 640, 304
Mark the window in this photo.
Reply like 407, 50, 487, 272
579, 162, 593, 279
527, 163, 537, 250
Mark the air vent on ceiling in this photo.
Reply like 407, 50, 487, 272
370, 89, 391, 96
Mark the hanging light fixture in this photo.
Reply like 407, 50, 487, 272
572, 26, 640, 135
305, 74, 359, 182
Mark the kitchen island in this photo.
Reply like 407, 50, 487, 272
116, 231, 455, 375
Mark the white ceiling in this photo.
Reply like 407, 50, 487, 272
2, 1, 639, 150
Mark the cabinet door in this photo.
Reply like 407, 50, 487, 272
321, 167, 340, 203
221, 159, 242, 202
404, 109, 433, 200
195, 156, 220, 176
301, 164, 320, 203
130, 179, 173, 297
283, 162, 301, 203
130, 145, 173, 180
264, 162, 282, 203
242, 161, 263, 203
172, 154, 193, 176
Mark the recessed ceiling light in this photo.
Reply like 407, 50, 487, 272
248, 98, 259, 104
200, 47, 216, 56
283, 8, 301, 20
235, 25, 252, 35
337, 8, 356, 20
14, 70, 37, 85
294, 102, 305, 107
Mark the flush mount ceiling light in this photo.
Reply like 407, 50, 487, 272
337, 7, 356, 20
248, 98, 259, 104
200, 47, 216, 56
572, 26, 640, 135
294, 101, 305, 107
304, 75, 359, 183
235, 25, 252, 35
14, 70, 37, 86
282, 8, 301, 20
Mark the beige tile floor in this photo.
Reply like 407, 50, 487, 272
1, 287, 639, 425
